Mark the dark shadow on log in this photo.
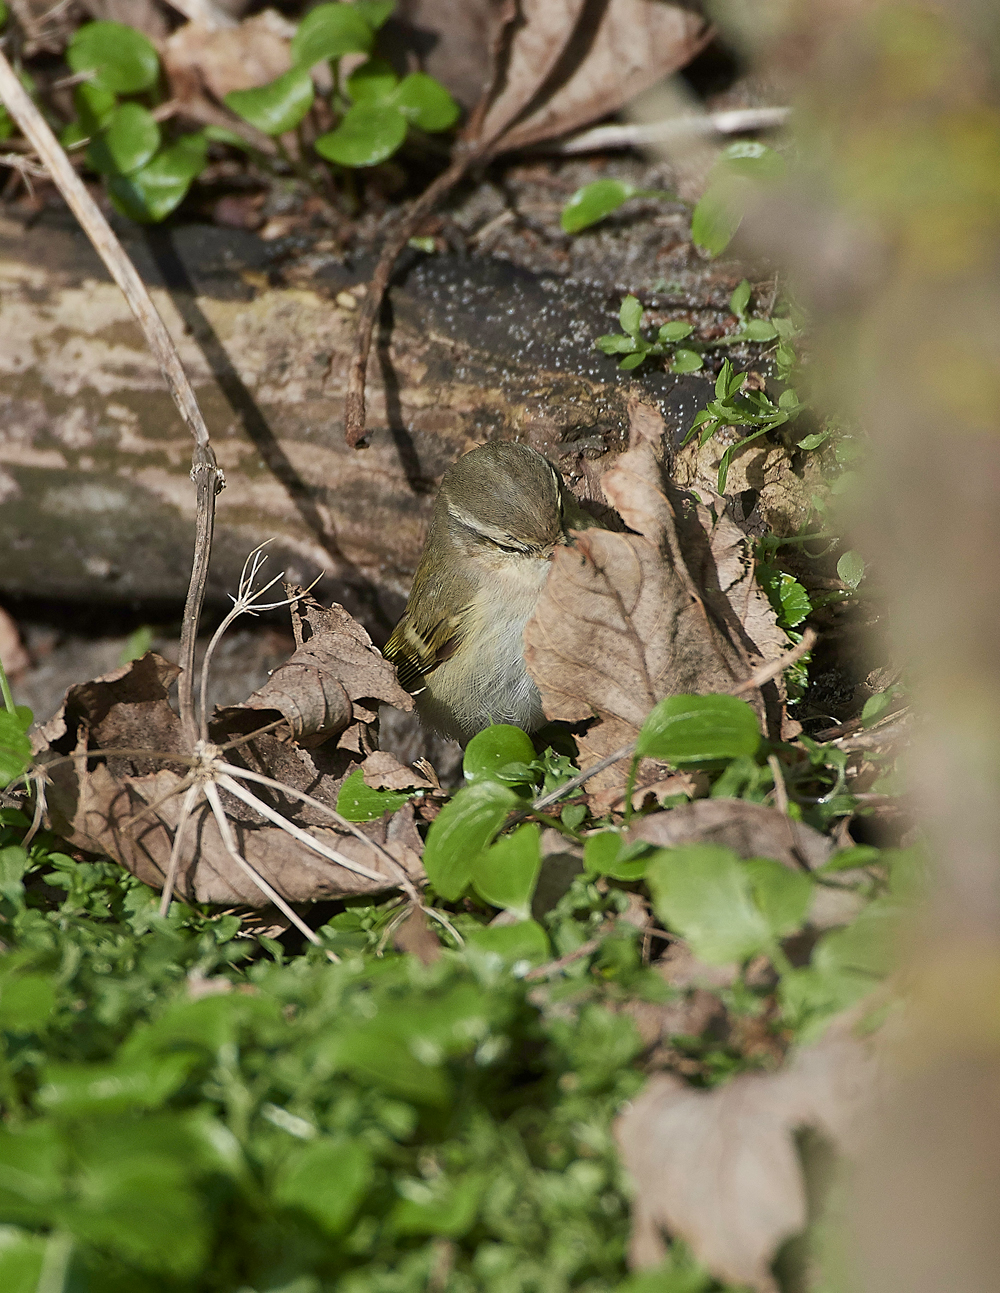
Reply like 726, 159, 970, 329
376, 295, 438, 497
142, 227, 350, 573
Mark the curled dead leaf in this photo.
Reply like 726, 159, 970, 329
215, 589, 412, 748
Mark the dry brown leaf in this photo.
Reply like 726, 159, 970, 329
615, 1028, 880, 1292
215, 590, 412, 747
391, 0, 511, 108
629, 798, 833, 872
391, 904, 442, 965
487, 0, 712, 153
163, 9, 294, 106
524, 424, 787, 786
473, 0, 587, 147
34, 634, 420, 907
360, 750, 433, 792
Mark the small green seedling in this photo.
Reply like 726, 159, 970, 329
560, 179, 674, 234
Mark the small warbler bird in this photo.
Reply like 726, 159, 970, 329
384, 441, 597, 743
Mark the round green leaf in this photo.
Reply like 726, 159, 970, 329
619, 294, 643, 335
658, 321, 693, 342
636, 693, 761, 763
618, 352, 646, 370
669, 348, 703, 373
224, 66, 315, 137
73, 80, 116, 134
315, 101, 407, 166
67, 21, 159, 95
347, 56, 398, 103
107, 132, 208, 223
691, 178, 745, 257
743, 857, 813, 938
336, 767, 415, 821
471, 823, 541, 915
463, 919, 550, 965
422, 780, 519, 901
273, 1138, 371, 1234
740, 318, 779, 341
463, 723, 537, 784
392, 72, 459, 132
729, 278, 751, 318
560, 179, 637, 233
87, 102, 160, 176
354, 0, 395, 29
837, 549, 865, 589
646, 844, 771, 964
292, 3, 373, 66
582, 832, 649, 882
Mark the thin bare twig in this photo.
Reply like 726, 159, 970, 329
768, 753, 789, 815
341, 147, 485, 447
555, 107, 791, 155
158, 781, 202, 917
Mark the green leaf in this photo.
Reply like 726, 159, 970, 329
422, 780, 519, 901
619, 352, 647, 370
819, 844, 881, 873
37, 1054, 193, 1115
740, 318, 779, 341
636, 693, 760, 764
335, 1023, 450, 1105
758, 567, 811, 630
336, 767, 414, 821
346, 56, 398, 103
837, 549, 865, 589
225, 66, 315, 136
658, 321, 693, 342
619, 294, 643, 335
68, 21, 160, 95
0, 975, 55, 1031
718, 139, 787, 181
107, 132, 208, 222
729, 279, 751, 318
315, 101, 407, 166
0, 106, 12, 143
293, 3, 374, 65
73, 80, 116, 134
392, 1170, 488, 1237
463, 724, 537, 785
583, 832, 649, 882
392, 72, 459, 131
560, 179, 638, 233
273, 1138, 371, 1234
87, 101, 160, 175
0, 710, 31, 788
813, 899, 901, 979
471, 823, 541, 916
0, 846, 29, 904
595, 333, 640, 354
463, 919, 550, 965
0, 3, 8, 28
646, 844, 771, 964
670, 348, 703, 373
354, 0, 395, 29
743, 857, 813, 938
797, 430, 829, 450
691, 180, 744, 256
0, 1227, 45, 1293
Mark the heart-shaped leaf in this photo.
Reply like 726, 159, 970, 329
225, 67, 315, 137
292, 3, 373, 66
315, 101, 407, 167
87, 102, 160, 176
68, 21, 159, 95
392, 73, 460, 132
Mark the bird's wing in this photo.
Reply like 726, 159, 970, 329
383, 609, 467, 694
